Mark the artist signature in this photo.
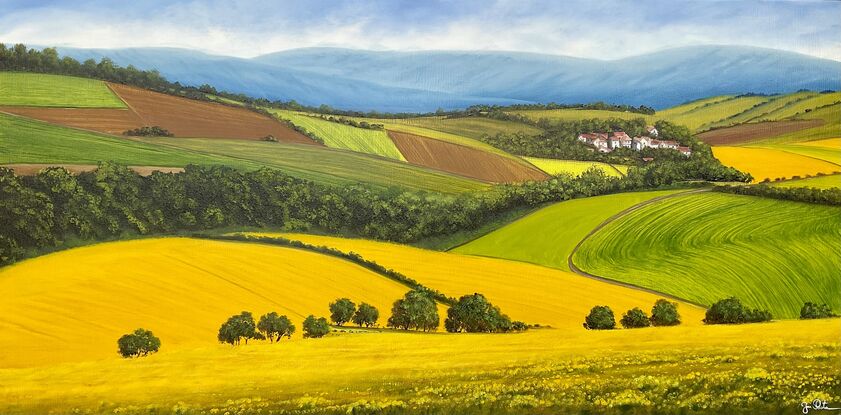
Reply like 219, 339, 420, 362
802, 399, 841, 414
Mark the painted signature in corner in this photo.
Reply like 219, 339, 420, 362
802, 399, 841, 414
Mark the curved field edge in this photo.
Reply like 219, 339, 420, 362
452, 190, 686, 271
245, 232, 707, 329
0, 237, 444, 367
572, 192, 841, 318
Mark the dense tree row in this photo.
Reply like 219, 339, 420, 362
583, 299, 681, 330
312, 114, 384, 130
124, 126, 173, 137
800, 302, 837, 319
703, 298, 772, 324
713, 183, 841, 206
461, 101, 656, 115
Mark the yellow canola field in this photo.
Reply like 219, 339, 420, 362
712, 146, 840, 182
800, 137, 841, 149
0, 238, 426, 367
256, 233, 707, 329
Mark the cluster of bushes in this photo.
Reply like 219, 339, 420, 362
117, 328, 161, 358
800, 302, 837, 319
329, 298, 380, 327
713, 183, 841, 206
703, 297, 772, 324
217, 311, 296, 344
445, 293, 527, 333
123, 126, 174, 137
313, 114, 384, 130
584, 299, 681, 330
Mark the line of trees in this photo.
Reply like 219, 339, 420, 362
703, 298, 772, 324
1, 162, 700, 267
713, 183, 841, 206
800, 302, 837, 319
124, 126, 173, 137
311, 114, 384, 130
583, 299, 681, 330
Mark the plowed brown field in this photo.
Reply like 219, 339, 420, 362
0, 107, 142, 135
696, 120, 823, 146
387, 131, 548, 183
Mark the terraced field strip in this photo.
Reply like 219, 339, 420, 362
0, 106, 143, 135
770, 174, 840, 189
452, 190, 685, 272
270, 110, 405, 160
0, 72, 126, 108
572, 192, 841, 318
712, 146, 840, 182
665, 95, 775, 132
133, 136, 487, 193
374, 122, 520, 159
655, 95, 735, 118
704, 91, 819, 128
759, 91, 841, 121
108, 83, 316, 143
754, 104, 841, 145
0, 238, 426, 367
523, 156, 626, 177
262, 231, 706, 330
388, 131, 548, 183
696, 120, 824, 146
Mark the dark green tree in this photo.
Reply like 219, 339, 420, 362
352, 302, 379, 327
584, 305, 615, 330
302, 315, 331, 338
444, 293, 515, 333
650, 299, 681, 326
117, 328, 161, 358
387, 290, 440, 331
217, 311, 259, 345
329, 298, 356, 326
257, 312, 295, 342
620, 307, 651, 329
800, 302, 837, 319
704, 297, 772, 324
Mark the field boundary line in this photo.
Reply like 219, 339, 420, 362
104, 82, 147, 125
567, 188, 711, 309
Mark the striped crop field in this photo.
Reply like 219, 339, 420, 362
572, 192, 841, 319
662, 95, 774, 132
0, 238, 425, 367
523, 157, 626, 177
452, 190, 684, 271
270, 110, 406, 160
771, 174, 840, 189
355, 115, 543, 140
712, 146, 840, 182
0, 72, 126, 108
256, 231, 706, 329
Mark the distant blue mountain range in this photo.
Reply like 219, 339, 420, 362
55, 45, 840, 113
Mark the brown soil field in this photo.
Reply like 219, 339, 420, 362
0, 107, 143, 135
3, 164, 184, 176
696, 120, 824, 146
108, 83, 316, 143
387, 131, 548, 183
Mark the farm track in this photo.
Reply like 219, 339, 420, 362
567, 188, 712, 309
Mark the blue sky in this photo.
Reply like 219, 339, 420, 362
1, 0, 839, 60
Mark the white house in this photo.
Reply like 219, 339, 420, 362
579, 130, 691, 156
646, 125, 658, 137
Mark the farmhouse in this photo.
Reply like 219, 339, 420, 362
577, 130, 691, 156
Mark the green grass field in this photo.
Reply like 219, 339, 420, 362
760, 92, 841, 121
703, 92, 818, 129
771, 174, 840, 189
271, 110, 406, 161
366, 116, 543, 140
573, 192, 841, 318
523, 157, 626, 177
452, 190, 683, 270
135, 136, 487, 193
655, 95, 735, 118
0, 112, 230, 167
0, 72, 126, 108
663, 95, 774, 132
748, 104, 840, 145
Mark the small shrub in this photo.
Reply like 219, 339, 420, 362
118, 328, 161, 358
800, 302, 837, 319
650, 299, 681, 326
620, 307, 651, 329
584, 305, 615, 330
262, 135, 278, 142
303, 315, 331, 338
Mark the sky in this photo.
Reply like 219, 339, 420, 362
1, 0, 839, 61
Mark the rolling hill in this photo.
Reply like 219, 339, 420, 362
572, 192, 841, 319
0, 72, 126, 108
57, 45, 841, 112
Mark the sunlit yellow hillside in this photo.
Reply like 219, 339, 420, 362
0, 238, 427, 367
251, 233, 707, 329
712, 146, 840, 182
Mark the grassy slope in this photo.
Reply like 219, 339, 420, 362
523, 157, 625, 177
267, 232, 706, 329
135, 136, 487, 193
712, 146, 840, 182
0, 72, 126, 108
270, 110, 406, 161
771, 174, 840, 189
0, 238, 426, 367
366, 121, 530, 160
573, 192, 841, 319
749, 104, 841, 145
452, 190, 682, 271
664, 96, 774, 132
0, 319, 835, 414
509, 108, 656, 123
0, 112, 234, 167
655, 95, 735, 118
371, 116, 544, 140
702, 92, 817, 129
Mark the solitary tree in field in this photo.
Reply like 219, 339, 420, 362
218, 311, 259, 345
329, 298, 356, 326
387, 289, 439, 331
584, 305, 615, 330
302, 315, 331, 338
649, 299, 681, 326
620, 308, 651, 329
257, 312, 296, 342
352, 302, 380, 327
117, 328, 161, 358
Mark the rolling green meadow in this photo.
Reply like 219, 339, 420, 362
523, 157, 626, 177
771, 174, 840, 189
573, 192, 841, 318
0, 72, 126, 108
